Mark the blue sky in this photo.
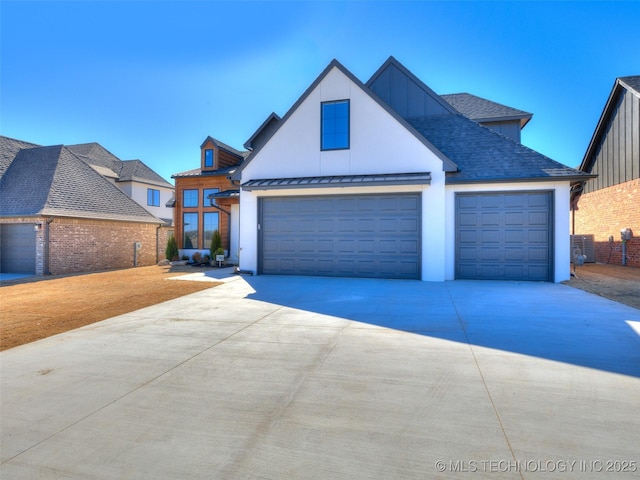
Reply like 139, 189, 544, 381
2, 1, 639, 184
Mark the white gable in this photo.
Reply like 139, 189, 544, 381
241, 66, 445, 183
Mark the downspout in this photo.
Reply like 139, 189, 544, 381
156, 223, 161, 264
209, 200, 232, 254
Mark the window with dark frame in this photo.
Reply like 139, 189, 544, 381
203, 212, 220, 249
321, 100, 350, 150
182, 212, 198, 249
204, 149, 214, 168
147, 188, 160, 207
183, 189, 198, 207
203, 188, 220, 206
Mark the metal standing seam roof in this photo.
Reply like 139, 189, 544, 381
241, 172, 431, 190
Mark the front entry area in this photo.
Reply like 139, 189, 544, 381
259, 193, 421, 279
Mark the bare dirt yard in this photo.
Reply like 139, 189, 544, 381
563, 263, 640, 310
0, 265, 220, 351
1, 263, 637, 352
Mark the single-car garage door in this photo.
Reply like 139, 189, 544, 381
455, 191, 553, 281
259, 194, 421, 279
0, 224, 36, 274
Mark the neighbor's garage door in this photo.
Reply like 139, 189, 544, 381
455, 191, 552, 281
0, 224, 36, 274
260, 194, 421, 279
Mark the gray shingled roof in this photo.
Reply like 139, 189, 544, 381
0, 136, 40, 177
0, 145, 162, 223
407, 114, 591, 184
619, 75, 640, 93
441, 93, 532, 127
120, 159, 173, 187
66, 142, 172, 187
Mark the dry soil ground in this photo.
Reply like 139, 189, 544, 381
0, 265, 219, 351
1, 263, 638, 351
564, 263, 640, 310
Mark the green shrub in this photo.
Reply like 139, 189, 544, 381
165, 235, 179, 261
209, 230, 222, 258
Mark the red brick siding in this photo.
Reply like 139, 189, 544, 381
47, 218, 159, 275
573, 178, 640, 267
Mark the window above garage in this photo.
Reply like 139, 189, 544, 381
321, 100, 350, 150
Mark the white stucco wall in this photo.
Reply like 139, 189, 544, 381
238, 65, 448, 280
123, 182, 175, 223
445, 182, 573, 283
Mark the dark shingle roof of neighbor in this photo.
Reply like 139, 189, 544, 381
619, 75, 640, 92
407, 115, 593, 184
0, 136, 40, 177
119, 159, 173, 187
66, 142, 172, 187
0, 144, 162, 223
441, 93, 532, 126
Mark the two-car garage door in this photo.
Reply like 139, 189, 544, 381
259, 194, 421, 279
455, 191, 553, 281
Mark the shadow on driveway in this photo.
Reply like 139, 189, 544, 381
240, 276, 640, 378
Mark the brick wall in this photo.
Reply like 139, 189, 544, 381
47, 217, 160, 275
573, 178, 640, 267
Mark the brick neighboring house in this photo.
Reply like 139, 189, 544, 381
171, 137, 248, 264
0, 136, 171, 275
572, 76, 640, 267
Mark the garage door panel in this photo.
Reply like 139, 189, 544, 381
260, 194, 420, 279
1, 224, 36, 274
456, 192, 552, 281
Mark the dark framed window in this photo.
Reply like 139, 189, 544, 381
147, 188, 160, 207
203, 212, 220, 249
183, 189, 198, 208
204, 149, 214, 168
183, 213, 198, 249
203, 188, 219, 206
321, 100, 350, 150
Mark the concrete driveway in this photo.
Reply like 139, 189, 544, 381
2, 274, 639, 479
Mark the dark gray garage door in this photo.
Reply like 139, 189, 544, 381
455, 191, 553, 281
0, 224, 36, 274
259, 194, 421, 279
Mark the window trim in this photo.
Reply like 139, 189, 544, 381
204, 148, 214, 168
321, 99, 350, 151
147, 188, 160, 207
182, 212, 199, 249
183, 189, 198, 208
203, 188, 220, 206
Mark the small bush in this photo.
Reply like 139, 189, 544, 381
210, 230, 223, 258
165, 235, 179, 261
192, 252, 202, 264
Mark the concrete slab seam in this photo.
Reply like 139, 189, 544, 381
444, 282, 524, 480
